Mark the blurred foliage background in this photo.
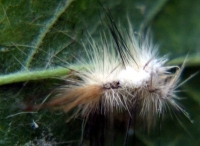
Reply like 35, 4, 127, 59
0, 0, 200, 145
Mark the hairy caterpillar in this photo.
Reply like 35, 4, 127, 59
40, 24, 188, 119
32, 7, 191, 146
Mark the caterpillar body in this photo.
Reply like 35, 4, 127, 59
39, 28, 187, 125
33, 9, 190, 146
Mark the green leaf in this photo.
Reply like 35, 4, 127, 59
0, 0, 200, 145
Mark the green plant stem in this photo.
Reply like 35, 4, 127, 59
0, 67, 69, 85
168, 55, 200, 66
